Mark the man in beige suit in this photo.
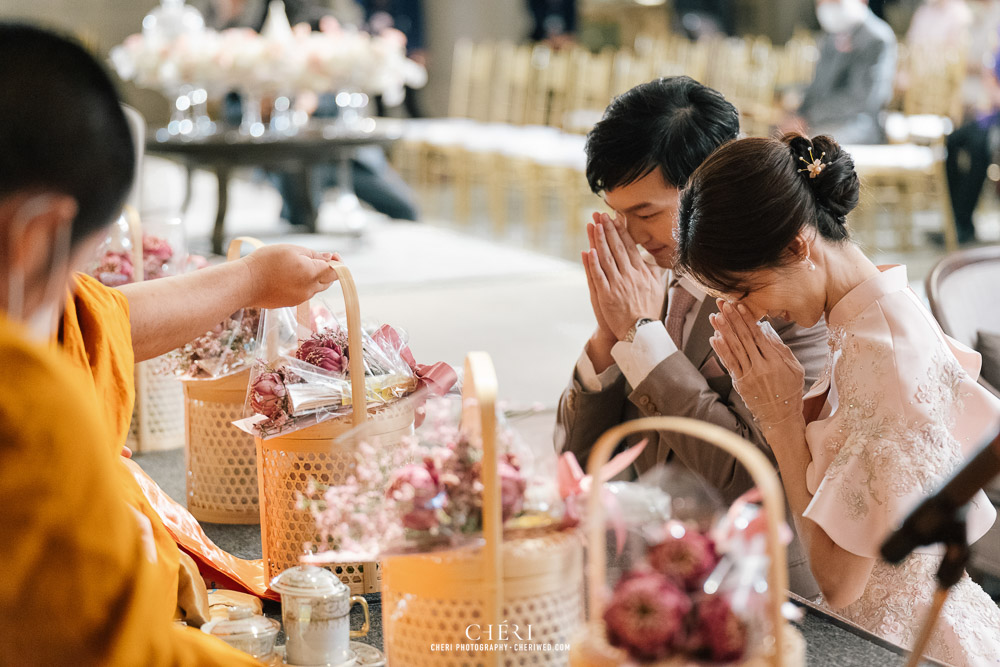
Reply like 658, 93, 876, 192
556, 76, 829, 598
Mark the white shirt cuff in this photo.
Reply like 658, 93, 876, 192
611, 322, 680, 388
575, 348, 622, 393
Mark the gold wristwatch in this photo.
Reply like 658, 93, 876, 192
624, 317, 655, 343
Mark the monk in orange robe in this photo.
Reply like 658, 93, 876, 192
0, 24, 334, 663
0, 315, 261, 666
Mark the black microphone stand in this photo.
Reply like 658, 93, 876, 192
893, 511, 968, 667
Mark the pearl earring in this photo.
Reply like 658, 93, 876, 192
805, 257, 816, 271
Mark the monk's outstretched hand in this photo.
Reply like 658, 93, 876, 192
243, 245, 341, 309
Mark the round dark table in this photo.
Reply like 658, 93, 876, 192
145, 120, 401, 254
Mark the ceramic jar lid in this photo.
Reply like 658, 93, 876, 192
205, 607, 280, 641
270, 564, 348, 601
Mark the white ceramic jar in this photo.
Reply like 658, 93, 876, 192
271, 565, 370, 666
202, 606, 280, 660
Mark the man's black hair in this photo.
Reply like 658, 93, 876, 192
0, 23, 135, 245
584, 76, 739, 193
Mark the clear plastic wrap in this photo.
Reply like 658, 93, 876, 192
595, 465, 785, 664
297, 394, 566, 563
165, 307, 261, 379
234, 300, 418, 438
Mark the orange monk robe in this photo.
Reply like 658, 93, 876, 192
61, 274, 275, 604
0, 315, 260, 666
60, 273, 181, 623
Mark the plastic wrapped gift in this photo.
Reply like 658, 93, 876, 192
234, 260, 454, 439
296, 389, 566, 564
373, 353, 583, 666
570, 418, 806, 667
293, 353, 581, 665
241, 262, 455, 589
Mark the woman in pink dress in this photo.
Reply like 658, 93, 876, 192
674, 132, 1000, 665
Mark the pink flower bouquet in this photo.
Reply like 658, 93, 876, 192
234, 296, 456, 438
298, 397, 558, 561
88, 211, 191, 287
165, 308, 261, 379
603, 524, 749, 664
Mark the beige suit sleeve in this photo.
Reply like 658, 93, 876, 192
555, 362, 631, 469
627, 318, 829, 504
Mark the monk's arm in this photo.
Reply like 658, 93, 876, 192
120, 244, 338, 362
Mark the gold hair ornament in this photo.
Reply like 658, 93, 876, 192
798, 148, 827, 179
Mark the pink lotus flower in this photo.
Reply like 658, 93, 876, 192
648, 528, 719, 591
296, 331, 349, 372
687, 594, 747, 662
387, 461, 442, 531
499, 459, 526, 521
299, 345, 346, 373
250, 371, 288, 421
603, 570, 689, 661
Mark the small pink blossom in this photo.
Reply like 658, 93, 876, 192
648, 528, 719, 591
687, 594, 748, 662
251, 371, 288, 421
603, 570, 689, 661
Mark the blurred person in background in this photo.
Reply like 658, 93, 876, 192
940, 39, 1000, 246
527, 0, 577, 48
905, 0, 972, 50
963, 0, 1000, 113
780, 0, 897, 144
361, 0, 426, 117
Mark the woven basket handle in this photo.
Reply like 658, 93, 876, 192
294, 261, 367, 427
461, 352, 502, 667
122, 204, 144, 282
226, 236, 264, 262
585, 417, 788, 667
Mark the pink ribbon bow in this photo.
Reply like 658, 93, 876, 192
717, 487, 793, 547
373, 324, 458, 396
557, 439, 648, 553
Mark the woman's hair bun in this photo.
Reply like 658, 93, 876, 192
782, 133, 860, 232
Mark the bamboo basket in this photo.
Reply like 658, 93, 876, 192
124, 206, 185, 452
255, 262, 414, 593
181, 237, 263, 524
570, 417, 806, 667
380, 352, 585, 667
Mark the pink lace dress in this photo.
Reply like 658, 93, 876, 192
801, 266, 1000, 666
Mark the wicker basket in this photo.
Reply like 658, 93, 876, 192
381, 352, 585, 667
127, 358, 186, 452
182, 238, 263, 524
570, 417, 806, 667
255, 262, 415, 594
125, 207, 185, 452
